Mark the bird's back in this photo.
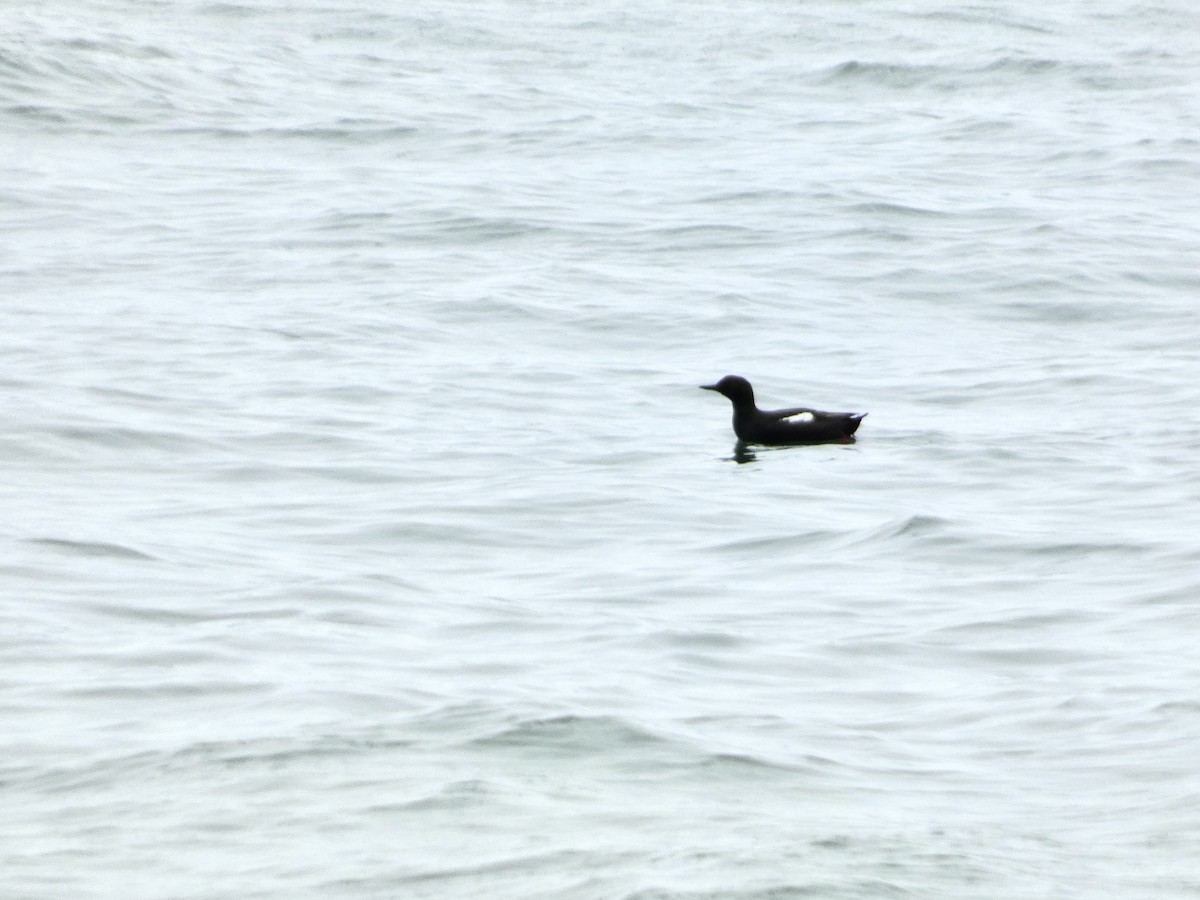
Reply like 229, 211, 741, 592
735, 408, 865, 445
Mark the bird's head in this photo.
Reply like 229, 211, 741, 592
700, 375, 755, 407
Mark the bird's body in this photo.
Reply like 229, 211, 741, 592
701, 375, 866, 446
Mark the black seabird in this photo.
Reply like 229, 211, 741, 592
701, 375, 866, 445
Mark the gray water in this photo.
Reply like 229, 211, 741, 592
4, 1, 1200, 897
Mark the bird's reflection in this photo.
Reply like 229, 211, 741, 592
729, 441, 757, 464
721, 436, 859, 464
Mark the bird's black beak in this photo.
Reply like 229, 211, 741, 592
700, 384, 719, 391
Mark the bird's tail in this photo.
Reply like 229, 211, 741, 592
845, 413, 867, 436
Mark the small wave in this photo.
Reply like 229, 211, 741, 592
43, 423, 212, 454
1017, 538, 1154, 559
642, 223, 761, 239
82, 600, 285, 625
822, 225, 917, 244
196, 2, 272, 18
854, 514, 953, 543
164, 123, 420, 143
6, 105, 71, 125
995, 296, 1144, 325
928, 609, 1095, 638
16, 732, 412, 794
25, 538, 156, 562
1130, 578, 1200, 607
966, 644, 1100, 666
377, 213, 559, 244
689, 188, 802, 206
465, 713, 808, 783
471, 714, 669, 755
637, 222, 771, 252
819, 54, 1113, 97
626, 881, 910, 899
382, 778, 494, 813
387, 848, 633, 890
846, 201, 948, 218
819, 60, 943, 88
697, 751, 799, 777
54, 37, 172, 61
978, 56, 1065, 76
710, 529, 849, 555
65, 678, 271, 701
907, 8, 1052, 35
648, 630, 749, 651
212, 462, 397, 485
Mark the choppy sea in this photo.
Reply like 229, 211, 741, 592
4, 1, 1200, 897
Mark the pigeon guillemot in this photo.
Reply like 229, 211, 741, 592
701, 375, 866, 445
